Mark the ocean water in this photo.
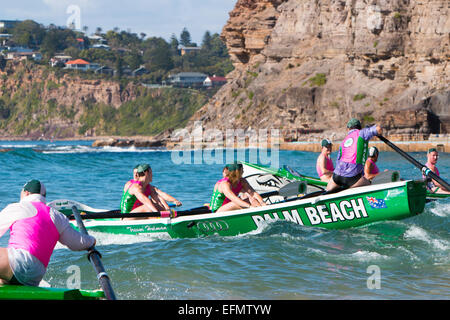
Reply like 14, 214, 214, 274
0, 140, 448, 300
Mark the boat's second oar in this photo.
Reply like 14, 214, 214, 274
377, 134, 450, 190
72, 206, 117, 300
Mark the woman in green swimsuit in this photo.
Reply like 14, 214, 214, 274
120, 164, 182, 216
210, 163, 266, 213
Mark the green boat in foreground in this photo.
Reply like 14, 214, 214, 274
49, 178, 427, 238
0, 284, 104, 300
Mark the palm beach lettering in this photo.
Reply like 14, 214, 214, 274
251, 198, 368, 226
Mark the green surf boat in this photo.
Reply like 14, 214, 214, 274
49, 178, 427, 238
0, 284, 104, 300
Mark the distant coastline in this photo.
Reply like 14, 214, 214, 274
1, 134, 448, 153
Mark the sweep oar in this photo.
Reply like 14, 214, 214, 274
377, 135, 450, 190
72, 206, 117, 300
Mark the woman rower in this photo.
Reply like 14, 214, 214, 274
120, 164, 182, 216
209, 162, 266, 213
364, 146, 380, 181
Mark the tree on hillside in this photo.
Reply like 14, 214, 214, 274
115, 54, 124, 79
169, 33, 179, 54
143, 37, 173, 72
202, 31, 212, 50
40, 28, 77, 58
0, 55, 6, 71
179, 27, 192, 47
125, 49, 143, 70
12, 20, 46, 48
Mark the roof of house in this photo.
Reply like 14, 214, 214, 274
172, 72, 207, 77
66, 59, 90, 65
207, 76, 227, 82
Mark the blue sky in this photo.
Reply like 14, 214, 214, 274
1, 0, 236, 44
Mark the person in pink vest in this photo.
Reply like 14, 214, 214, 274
326, 118, 382, 192
316, 139, 335, 182
364, 146, 380, 181
424, 148, 449, 194
0, 179, 96, 286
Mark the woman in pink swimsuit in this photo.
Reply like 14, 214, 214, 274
364, 146, 380, 181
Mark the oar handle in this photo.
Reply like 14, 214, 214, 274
377, 135, 450, 190
72, 206, 117, 300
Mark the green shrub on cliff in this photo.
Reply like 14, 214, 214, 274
76, 87, 208, 136
307, 73, 327, 87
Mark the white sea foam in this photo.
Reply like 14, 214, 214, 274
42, 145, 167, 154
53, 230, 170, 249
350, 250, 389, 262
404, 226, 449, 250
429, 202, 450, 217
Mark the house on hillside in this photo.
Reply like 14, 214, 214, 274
0, 34, 12, 46
167, 72, 207, 88
50, 55, 72, 67
76, 38, 86, 50
94, 65, 114, 75
132, 66, 149, 77
178, 45, 201, 56
203, 75, 227, 87
65, 59, 100, 71
65, 58, 91, 70
5, 51, 42, 61
91, 44, 110, 50
0, 20, 21, 30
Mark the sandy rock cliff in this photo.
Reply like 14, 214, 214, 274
187, 0, 449, 142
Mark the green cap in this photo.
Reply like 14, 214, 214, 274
347, 118, 361, 129
136, 163, 150, 173
23, 179, 46, 196
428, 148, 437, 154
225, 162, 243, 171
321, 139, 332, 147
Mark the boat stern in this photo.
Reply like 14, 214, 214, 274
406, 180, 427, 215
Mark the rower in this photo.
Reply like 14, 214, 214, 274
0, 180, 96, 286
364, 146, 380, 182
120, 163, 182, 215
210, 162, 266, 213
326, 118, 382, 191
424, 148, 450, 194
316, 139, 334, 182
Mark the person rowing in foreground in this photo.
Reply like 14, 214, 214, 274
424, 148, 450, 194
120, 163, 182, 215
326, 118, 382, 192
316, 139, 334, 182
0, 180, 96, 286
210, 162, 266, 213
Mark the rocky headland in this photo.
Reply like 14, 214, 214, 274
182, 0, 449, 148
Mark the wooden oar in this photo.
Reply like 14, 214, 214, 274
71, 206, 117, 300
70, 206, 211, 220
377, 135, 450, 190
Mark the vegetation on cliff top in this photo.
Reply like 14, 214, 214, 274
0, 62, 210, 138
1, 20, 233, 82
